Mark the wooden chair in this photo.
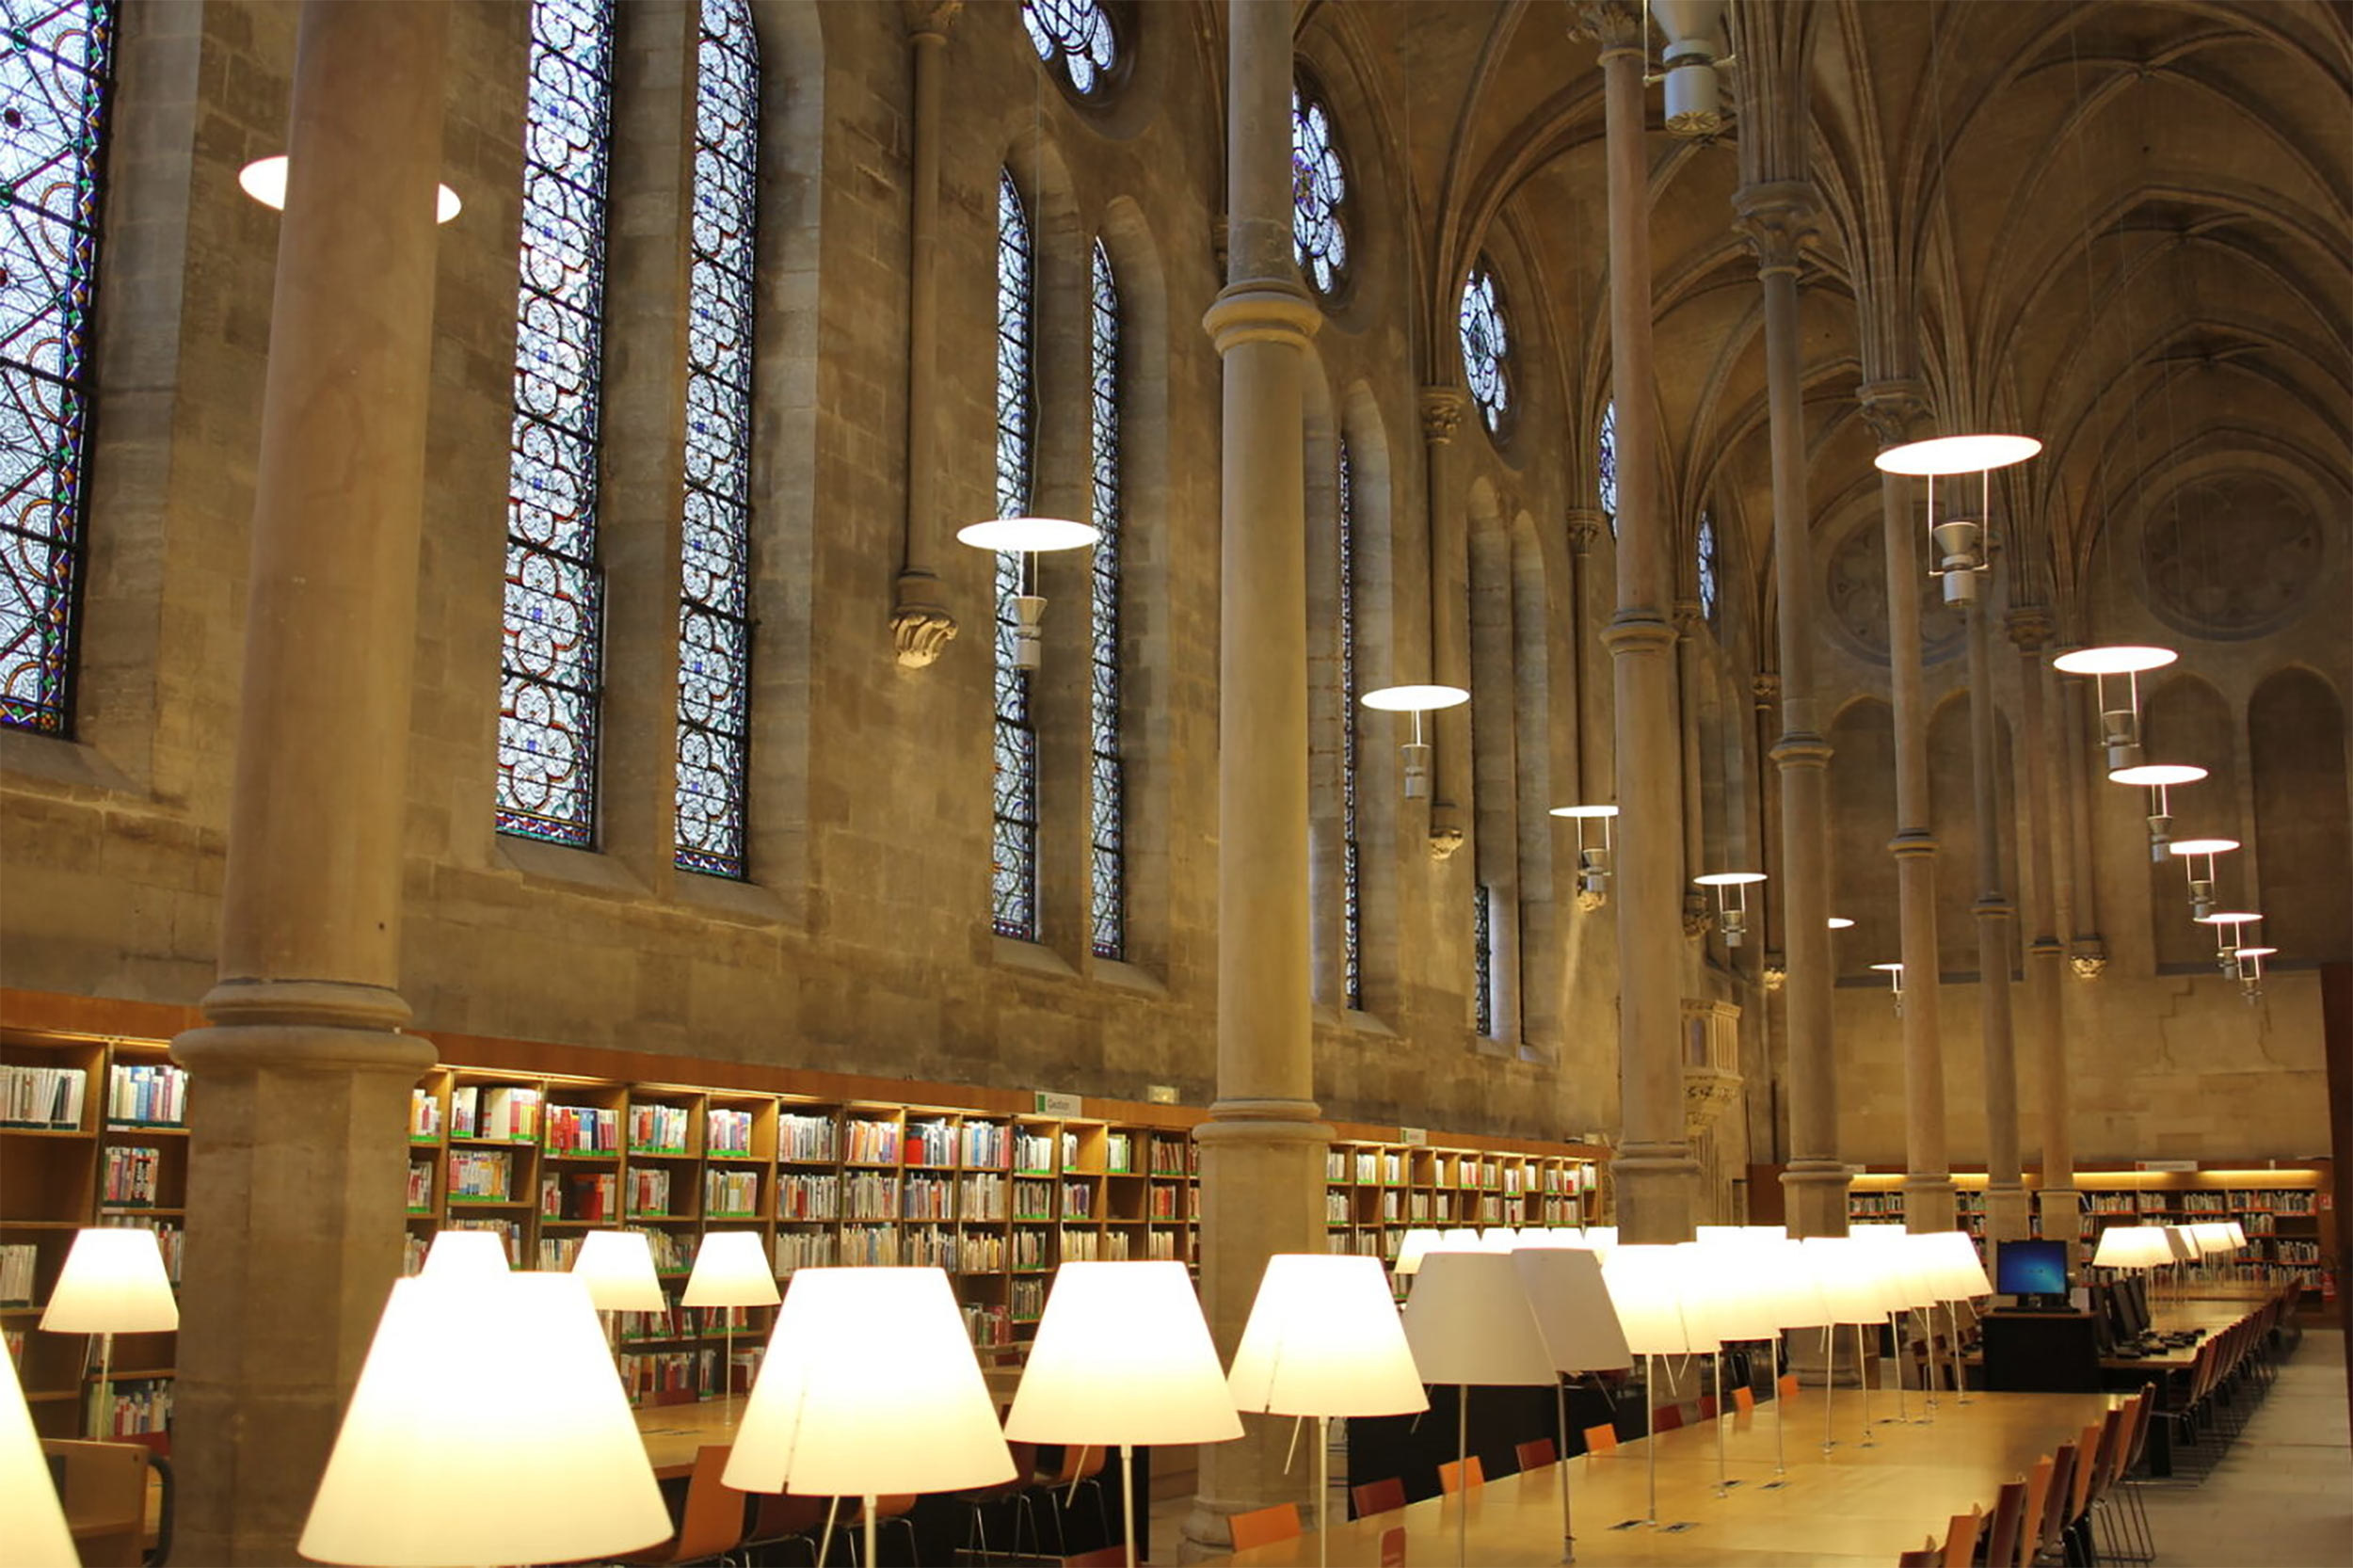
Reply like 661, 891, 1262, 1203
1582, 1422, 1620, 1452
2035, 1444, 2079, 1567
1938, 1505, 1983, 1567
2017, 1457, 2054, 1568
1777, 1371, 1801, 1400
1436, 1454, 1485, 1494
1897, 1537, 1941, 1567
1515, 1437, 1557, 1471
840, 1494, 920, 1565
1229, 1502, 1303, 1551
1063, 1549, 1129, 1566
1733, 1384, 1756, 1416
618, 1445, 744, 1566
1652, 1403, 1684, 1433
42, 1438, 168, 1568
1696, 1393, 1720, 1419
1982, 1479, 2027, 1568
956, 1438, 1040, 1561
1352, 1476, 1406, 1517
739, 1492, 833, 1567
1033, 1443, 1112, 1556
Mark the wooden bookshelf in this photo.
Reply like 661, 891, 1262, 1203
1323, 1137, 1603, 1278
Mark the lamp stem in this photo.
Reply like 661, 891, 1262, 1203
1556, 1376, 1574, 1562
1855, 1322, 1875, 1447
1317, 1416, 1330, 1568
864, 1492, 877, 1568
817, 1496, 840, 1568
1123, 1442, 1139, 1568
1821, 1327, 1834, 1452
95, 1329, 114, 1439
1712, 1351, 1726, 1496
1950, 1300, 1973, 1405
1771, 1332, 1785, 1475
1891, 1313, 1908, 1423
1644, 1355, 1657, 1527
1457, 1386, 1470, 1568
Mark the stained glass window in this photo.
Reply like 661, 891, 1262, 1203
1473, 883, 1495, 1037
992, 169, 1038, 941
1597, 398, 1619, 539
0, 0, 114, 737
1290, 74, 1348, 297
1337, 440, 1363, 1011
1696, 509, 1718, 623
1087, 241, 1124, 961
1022, 0, 1117, 96
498, 0, 616, 846
1459, 261, 1510, 437
674, 0, 760, 878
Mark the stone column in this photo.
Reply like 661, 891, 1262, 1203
1583, 0, 1695, 1243
1185, 0, 1331, 1549
168, 4, 447, 1560
888, 1, 963, 667
1421, 386, 1469, 860
1966, 595, 2033, 1241
1737, 184, 1846, 1238
2009, 611, 2079, 1243
2057, 657, 2109, 978
1565, 511, 1603, 806
1859, 381, 1957, 1234
1676, 600, 1709, 939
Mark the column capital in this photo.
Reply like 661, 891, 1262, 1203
1733, 181, 1818, 278
1418, 385, 1466, 444
1753, 670, 1782, 709
888, 569, 959, 668
1673, 597, 1705, 635
1570, 1, 1645, 54
1565, 505, 1606, 555
1202, 282, 1320, 357
903, 0, 962, 41
2005, 605, 2055, 652
1857, 378, 1930, 449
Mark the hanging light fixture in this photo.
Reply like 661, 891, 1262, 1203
2166, 838, 2238, 922
1826, 917, 1854, 931
1870, 961, 1905, 1016
1691, 872, 1766, 947
2051, 646, 2176, 775
1361, 684, 1470, 799
1871, 434, 2042, 607
2231, 945, 2275, 1005
240, 154, 463, 223
1549, 804, 1618, 909
2108, 761, 2206, 862
956, 517, 1099, 671
2194, 911, 2262, 978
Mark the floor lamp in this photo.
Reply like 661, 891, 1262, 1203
573, 1228, 665, 1358
1229, 1254, 1428, 1568
4, 1336, 75, 1567
419, 1227, 511, 1278
1673, 1241, 1779, 1496
724, 1267, 1015, 1568
1401, 1250, 1559, 1568
300, 1272, 672, 1565
1006, 1260, 1242, 1568
1921, 1229, 1993, 1404
1799, 1237, 1891, 1451
1756, 1239, 1830, 1480
682, 1229, 779, 1405
40, 1228, 178, 1440
1512, 1243, 1631, 1560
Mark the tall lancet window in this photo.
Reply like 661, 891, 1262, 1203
1337, 440, 1364, 1011
991, 169, 1038, 940
1597, 398, 1619, 539
1086, 240, 1124, 960
1696, 509, 1718, 623
0, 0, 117, 736
1472, 883, 1496, 1037
498, 0, 617, 845
674, 0, 760, 878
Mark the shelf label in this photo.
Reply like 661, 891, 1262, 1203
1033, 1092, 1083, 1118
1399, 1126, 1427, 1146
2134, 1160, 2199, 1173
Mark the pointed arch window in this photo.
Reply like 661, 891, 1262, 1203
1087, 240, 1125, 960
673, 0, 760, 878
0, 0, 117, 736
1289, 73, 1349, 297
498, 0, 617, 845
1458, 260, 1511, 437
1337, 439, 1363, 1011
991, 169, 1038, 940
1696, 509, 1719, 623
1597, 398, 1619, 539
1472, 883, 1496, 1037
1022, 0, 1118, 97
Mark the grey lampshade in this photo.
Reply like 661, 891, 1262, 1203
1401, 1250, 1557, 1386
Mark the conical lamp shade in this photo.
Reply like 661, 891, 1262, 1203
1756, 1240, 1833, 1331
1513, 1246, 1632, 1373
1228, 1254, 1428, 1418
724, 1268, 1015, 1496
1673, 1241, 1778, 1343
1600, 1243, 1698, 1355
1006, 1261, 1243, 1446
0, 1344, 73, 1566
1919, 1231, 1993, 1300
682, 1230, 779, 1308
573, 1229, 665, 1313
420, 1227, 510, 1279
298, 1272, 669, 1566
40, 1228, 179, 1333
1801, 1237, 1905, 1323
1401, 1251, 1557, 1386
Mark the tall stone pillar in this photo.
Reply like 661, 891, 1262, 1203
2010, 611, 2079, 1243
1185, 0, 1330, 1549
1564, 510, 1604, 805
1582, 0, 1695, 1243
1859, 382, 1957, 1233
168, 4, 447, 1560
1737, 184, 1846, 1239
2057, 659, 2108, 978
1966, 596, 2033, 1242
1422, 388, 1469, 860
888, 1, 963, 666
1676, 600, 1706, 930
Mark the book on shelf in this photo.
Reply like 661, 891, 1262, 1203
704, 1169, 760, 1219
449, 1084, 539, 1143
1105, 1132, 1134, 1174
776, 1172, 839, 1221
957, 1173, 1007, 1221
90, 1377, 172, 1438
407, 1162, 433, 1211
840, 1224, 898, 1266
537, 1236, 582, 1270
627, 1103, 691, 1156
843, 1170, 897, 1220
2, 1063, 87, 1129
962, 1121, 1008, 1169
907, 1118, 957, 1166
1012, 1228, 1050, 1271
707, 1108, 754, 1157
637, 1228, 693, 1273
447, 1148, 513, 1201
540, 1171, 617, 1222
843, 1118, 901, 1164
772, 1230, 835, 1275
0, 1243, 37, 1304
902, 1174, 952, 1221
101, 1145, 163, 1207
408, 1087, 440, 1141
779, 1112, 836, 1162
1061, 1180, 1094, 1219
1014, 1179, 1053, 1220
1014, 1129, 1055, 1172
106, 1063, 185, 1127
546, 1103, 620, 1155
625, 1168, 675, 1218
445, 1217, 522, 1263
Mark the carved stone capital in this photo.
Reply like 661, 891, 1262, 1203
1418, 386, 1465, 445
1753, 671, 1782, 708
1427, 824, 1466, 862
2005, 605, 2054, 652
1673, 598, 1705, 635
1566, 506, 1606, 556
890, 604, 958, 668
1682, 889, 1716, 939
1857, 378, 1930, 450
1733, 182, 1818, 278
1761, 958, 1787, 992
903, 0, 962, 40
1569, 0, 1644, 51
1683, 1064, 1743, 1137
2070, 936, 2109, 981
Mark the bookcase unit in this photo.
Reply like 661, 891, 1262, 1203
1323, 1139, 1601, 1275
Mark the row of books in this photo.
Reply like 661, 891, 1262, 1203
707, 1109, 755, 1157
705, 1170, 760, 1218
616, 1347, 760, 1404
625, 1169, 678, 1217
906, 1119, 961, 1166
774, 1231, 834, 1273
91, 1377, 172, 1436
1015, 1130, 1056, 1171
963, 1301, 1014, 1348
0, 1244, 36, 1304
408, 1088, 441, 1141
448, 1148, 513, 1200
780, 1112, 836, 1162
539, 1172, 617, 1222
547, 1104, 620, 1155
903, 1175, 955, 1220
107, 1064, 187, 1127
842, 1119, 901, 1164
2, 1064, 86, 1129
407, 1163, 434, 1211
842, 1171, 899, 1219
101, 1145, 167, 1207
777, 1174, 839, 1221
1149, 1138, 1193, 1176
960, 1174, 1008, 1221
450, 1085, 540, 1142
628, 1104, 691, 1155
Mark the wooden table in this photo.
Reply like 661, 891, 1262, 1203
1203, 1389, 2120, 1566
636, 1399, 744, 1480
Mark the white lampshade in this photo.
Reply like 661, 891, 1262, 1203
2222, 1221, 2248, 1250
1799, 1237, 1905, 1324
1513, 1247, 1632, 1374
1917, 1231, 1993, 1300
420, 1228, 511, 1280
2112, 762, 2208, 789
682, 1230, 781, 1308
2186, 1223, 2233, 1257
1, 1343, 73, 1566
40, 1228, 179, 1334
2161, 1227, 2196, 1264
1005, 1261, 1243, 1446
2053, 645, 2176, 677
1673, 1242, 1780, 1343
239, 153, 463, 223
1479, 1226, 1520, 1253
1392, 1228, 1445, 1275
572, 1229, 665, 1312
299, 1272, 669, 1566
1598, 1244, 1699, 1356
955, 515, 1099, 553
1401, 1251, 1558, 1386
1361, 683, 1470, 712
725, 1268, 1014, 1496
1872, 433, 2042, 475
1755, 1240, 1833, 1331
2091, 1226, 2172, 1271
1228, 1255, 1429, 1418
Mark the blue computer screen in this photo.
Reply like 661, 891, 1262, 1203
1994, 1239, 2069, 1296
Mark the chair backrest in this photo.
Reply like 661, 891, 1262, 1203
2039, 1444, 2078, 1555
2068, 1423, 2103, 1516
747, 1490, 829, 1544
2119, 1385, 2156, 1473
2092, 1404, 2131, 1495
1043, 1443, 1105, 1487
1652, 1404, 1684, 1432
1897, 1538, 1941, 1566
1515, 1437, 1557, 1471
1777, 1371, 1801, 1400
670, 1445, 746, 1565
1582, 1422, 1620, 1453
1436, 1455, 1485, 1494
1229, 1502, 1303, 1551
1696, 1393, 1720, 1419
1983, 1480, 2026, 1568
1352, 1476, 1406, 1517
2015, 1459, 2053, 1568
1733, 1385, 1757, 1416
1939, 1506, 1983, 1568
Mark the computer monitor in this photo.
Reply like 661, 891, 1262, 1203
2115, 1272, 2152, 1338
1994, 1239, 2071, 1307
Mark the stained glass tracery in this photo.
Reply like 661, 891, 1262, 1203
1022, 0, 1117, 96
1459, 261, 1510, 436
1337, 440, 1363, 1011
1087, 240, 1124, 961
498, 0, 617, 845
1290, 76, 1348, 297
1597, 398, 1619, 538
674, 0, 760, 878
1696, 509, 1719, 623
991, 169, 1038, 941
1473, 883, 1495, 1037
0, 0, 114, 736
